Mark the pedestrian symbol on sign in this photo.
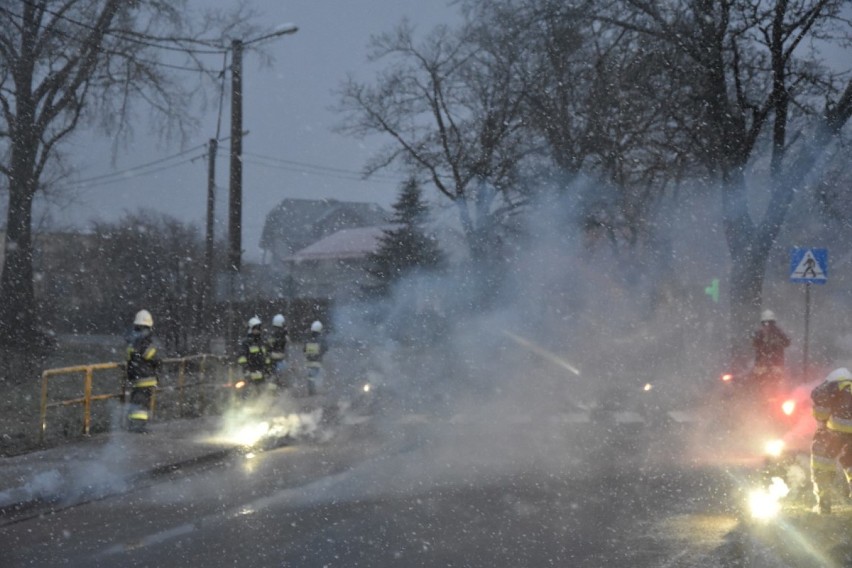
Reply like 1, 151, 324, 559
790, 248, 828, 284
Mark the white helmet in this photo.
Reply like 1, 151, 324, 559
311, 320, 323, 333
134, 309, 153, 327
272, 314, 286, 328
247, 316, 262, 331
825, 368, 852, 383
761, 310, 776, 322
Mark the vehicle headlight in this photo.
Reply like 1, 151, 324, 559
747, 477, 789, 521
764, 439, 785, 458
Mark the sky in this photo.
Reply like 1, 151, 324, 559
49, 1, 460, 262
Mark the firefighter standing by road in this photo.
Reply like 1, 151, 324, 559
304, 320, 328, 396
125, 309, 161, 433
810, 367, 852, 514
751, 310, 791, 387
237, 316, 270, 397
267, 313, 290, 389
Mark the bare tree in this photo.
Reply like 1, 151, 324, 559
0, 0, 256, 347
336, 20, 533, 261
462, 0, 698, 252
605, 0, 852, 365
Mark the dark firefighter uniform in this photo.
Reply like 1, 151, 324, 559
304, 324, 328, 395
238, 323, 270, 395
810, 367, 852, 514
266, 324, 290, 387
751, 313, 790, 388
126, 325, 161, 432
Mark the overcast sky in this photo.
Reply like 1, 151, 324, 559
50, 1, 460, 262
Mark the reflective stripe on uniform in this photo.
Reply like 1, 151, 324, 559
306, 361, 322, 368
270, 351, 285, 360
305, 343, 320, 356
129, 410, 149, 421
827, 416, 852, 434
249, 346, 261, 353
133, 377, 157, 388
238, 356, 248, 364
249, 371, 264, 380
143, 346, 157, 360
813, 406, 831, 422
811, 454, 837, 473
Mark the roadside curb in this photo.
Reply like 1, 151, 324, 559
0, 443, 241, 526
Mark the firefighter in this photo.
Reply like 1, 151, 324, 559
810, 367, 852, 514
304, 320, 328, 396
237, 316, 270, 397
267, 313, 290, 389
751, 310, 791, 388
125, 309, 161, 433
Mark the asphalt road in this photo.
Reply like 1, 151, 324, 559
2, 406, 850, 568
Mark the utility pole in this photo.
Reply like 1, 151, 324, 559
204, 137, 217, 345
228, 38, 243, 275
226, 25, 298, 351
227, 39, 244, 353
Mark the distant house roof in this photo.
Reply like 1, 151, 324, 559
260, 198, 389, 256
286, 225, 398, 262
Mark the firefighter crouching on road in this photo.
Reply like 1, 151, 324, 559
304, 320, 328, 396
751, 309, 791, 389
237, 316, 270, 397
267, 313, 290, 389
810, 367, 852, 514
125, 309, 161, 433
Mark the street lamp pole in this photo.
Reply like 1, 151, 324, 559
228, 24, 299, 276
228, 38, 244, 274
226, 24, 298, 349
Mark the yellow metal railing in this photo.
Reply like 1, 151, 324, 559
39, 354, 232, 443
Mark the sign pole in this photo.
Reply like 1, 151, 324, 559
803, 282, 810, 382
790, 247, 827, 383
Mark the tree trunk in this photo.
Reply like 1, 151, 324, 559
0, 178, 37, 346
0, 113, 40, 346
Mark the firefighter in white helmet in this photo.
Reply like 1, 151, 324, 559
266, 313, 290, 389
303, 320, 328, 395
236, 316, 270, 397
125, 309, 161, 432
751, 309, 791, 389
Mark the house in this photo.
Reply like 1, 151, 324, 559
261, 198, 471, 304
281, 225, 394, 302
260, 198, 389, 270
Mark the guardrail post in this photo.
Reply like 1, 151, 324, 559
39, 371, 49, 444
199, 355, 208, 414
177, 358, 187, 416
83, 366, 93, 436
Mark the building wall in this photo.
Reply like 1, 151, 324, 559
283, 257, 372, 303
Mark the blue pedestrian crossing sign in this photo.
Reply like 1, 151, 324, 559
790, 248, 828, 284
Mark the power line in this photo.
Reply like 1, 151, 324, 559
243, 152, 403, 184
59, 148, 208, 193
242, 157, 402, 185
2, 1, 227, 55
0, 5, 222, 75
69, 143, 209, 186
56, 143, 403, 193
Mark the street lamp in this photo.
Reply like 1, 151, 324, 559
228, 23, 299, 274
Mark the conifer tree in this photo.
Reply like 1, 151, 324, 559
364, 178, 445, 297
